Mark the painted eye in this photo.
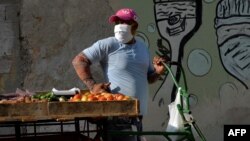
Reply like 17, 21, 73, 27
168, 14, 181, 25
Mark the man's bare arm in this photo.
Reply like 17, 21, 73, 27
72, 53, 96, 90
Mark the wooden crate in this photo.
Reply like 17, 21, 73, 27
0, 102, 49, 122
0, 100, 139, 122
48, 100, 139, 120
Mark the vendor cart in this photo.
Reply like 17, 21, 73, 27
0, 95, 202, 141
0, 99, 139, 141
0, 62, 206, 141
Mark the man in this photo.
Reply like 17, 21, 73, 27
72, 8, 165, 141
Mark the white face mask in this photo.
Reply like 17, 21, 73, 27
114, 24, 134, 43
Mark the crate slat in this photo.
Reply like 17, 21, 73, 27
0, 100, 139, 122
48, 100, 139, 118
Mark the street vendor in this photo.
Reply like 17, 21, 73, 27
72, 8, 166, 141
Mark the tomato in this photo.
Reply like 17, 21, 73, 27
114, 93, 125, 101
106, 96, 114, 101
81, 95, 88, 101
88, 96, 98, 101
98, 96, 107, 101
73, 94, 82, 101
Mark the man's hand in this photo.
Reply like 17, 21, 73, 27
153, 56, 166, 75
91, 82, 111, 94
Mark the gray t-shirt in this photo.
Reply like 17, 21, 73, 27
83, 37, 154, 115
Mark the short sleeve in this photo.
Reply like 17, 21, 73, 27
147, 50, 155, 75
83, 41, 105, 64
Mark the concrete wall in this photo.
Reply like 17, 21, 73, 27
18, 0, 113, 91
0, 0, 250, 141
0, 0, 21, 93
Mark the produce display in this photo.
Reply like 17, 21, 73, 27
0, 91, 61, 103
0, 89, 139, 121
69, 92, 132, 102
0, 89, 37, 104
0, 89, 133, 103
32, 91, 61, 101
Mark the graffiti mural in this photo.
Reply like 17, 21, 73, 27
215, 0, 250, 89
153, 0, 202, 102
114, 1, 250, 140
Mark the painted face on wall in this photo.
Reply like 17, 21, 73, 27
152, 0, 201, 103
219, 36, 250, 87
154, 1, 196, 40
215, 0, 250, 88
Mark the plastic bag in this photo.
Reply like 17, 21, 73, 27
166, 87, 185, 140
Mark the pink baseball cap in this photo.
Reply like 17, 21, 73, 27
109, 8, 138, 23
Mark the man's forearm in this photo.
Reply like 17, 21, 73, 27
82, 78, 96, 90
72, 53, 96, 90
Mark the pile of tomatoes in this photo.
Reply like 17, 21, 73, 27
69, 92, 132, 102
